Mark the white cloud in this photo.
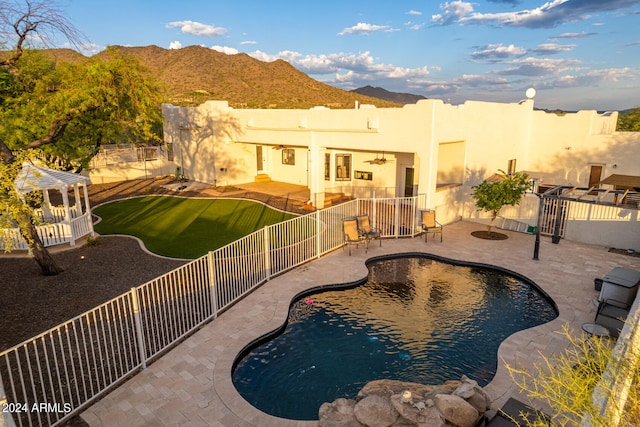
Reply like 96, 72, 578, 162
246, 49, 431, 91
169, 41, 182, 50
338, 22, 396, 35
471, 43, 526, 60
406, 10, 423, 16
539, 67, 636, 89
240, 40, 257, 45
431, 0, 639, 29
493, 57, 581, 76
72, 42, 102, 55
549, 32, 595, 40
405, 21, 425, 30
431, 1, 475, 25
166, 20, 227, 37
531, 43, 574, 55
211, 45, 239, 55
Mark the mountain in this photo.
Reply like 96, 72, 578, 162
351, 85, 427, 105
44, 46, 401, 109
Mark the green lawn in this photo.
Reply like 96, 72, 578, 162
93, 197, 296, 258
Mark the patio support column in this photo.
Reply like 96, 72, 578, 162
308, 132, 326, 209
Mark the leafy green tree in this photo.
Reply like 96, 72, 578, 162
1, 0, 165, 275
617, 107, 640, 132
471, 170, 532, 235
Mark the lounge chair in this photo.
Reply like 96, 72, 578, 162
420, 210, 443, 242
343, 218, 366, 255
595, 298, 630, 338
356, 214, 381, 247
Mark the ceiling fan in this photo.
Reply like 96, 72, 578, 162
365, 152, 389, 165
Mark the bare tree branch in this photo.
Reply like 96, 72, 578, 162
0, 0, 87, 67
22, 104, 101, 149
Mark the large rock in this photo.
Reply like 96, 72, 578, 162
453, 376, 490, 413
319, 376, 490, 427
424, 380, 462, 401
358, 380, 434, 401
353, 395, 399, 427
318, 398, 364, 427
434, 394, 480, 427
389, 393, 445, 426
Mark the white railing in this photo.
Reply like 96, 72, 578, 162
0, 214, 93, 251
89, 145, 168, 168
326, 185, 397, 199
0, 195, 428, 427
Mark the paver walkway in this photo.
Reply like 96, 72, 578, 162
81, 221, 640, 426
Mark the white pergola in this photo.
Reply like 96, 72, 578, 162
4, 164, 95, 249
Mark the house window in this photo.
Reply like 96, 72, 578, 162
507, 159, 516, 175
282, 148, 295, 165
324, 153, 331, 180
336, 154, 351, 181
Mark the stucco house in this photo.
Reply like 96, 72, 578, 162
160, 98, 640, 250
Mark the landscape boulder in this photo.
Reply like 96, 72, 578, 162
319, 376, 490, 427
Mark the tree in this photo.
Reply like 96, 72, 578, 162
617, 107, 640, 132
470, 170, 532, 235
1, 0, 165, 275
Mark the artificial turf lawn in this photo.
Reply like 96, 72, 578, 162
93, 196, 296, 258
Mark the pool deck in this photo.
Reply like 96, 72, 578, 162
81, 220, 640, 426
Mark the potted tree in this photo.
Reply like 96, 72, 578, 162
470, 170, 532, 239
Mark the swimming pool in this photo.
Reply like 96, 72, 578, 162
232, 254, 558, 420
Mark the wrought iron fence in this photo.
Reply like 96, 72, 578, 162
0, 195, 427, 426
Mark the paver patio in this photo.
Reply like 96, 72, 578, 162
81, 220, 640, 426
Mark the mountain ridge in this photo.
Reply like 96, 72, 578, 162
350, 85, 427, 105
44, 45, 402, 109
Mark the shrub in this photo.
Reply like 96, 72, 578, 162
507, 324, 640, 427
85, 235, 101, 246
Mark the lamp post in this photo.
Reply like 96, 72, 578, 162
533, 193, 543, 260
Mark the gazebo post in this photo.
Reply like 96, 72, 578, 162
60, 186, 75, 246
82, 182, 95, 237
73, 183, 82, 217
41, 188, 53, 220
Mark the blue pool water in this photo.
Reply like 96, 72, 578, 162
232, 255, 557, 420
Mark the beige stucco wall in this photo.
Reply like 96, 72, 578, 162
162, 98, 638, 248
565, 202, 640, 250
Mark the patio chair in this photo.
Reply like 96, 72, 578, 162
420, 210, 442, 243
594, 298, 631, 338
356, 214, 381, 248
343, 218, 366, 256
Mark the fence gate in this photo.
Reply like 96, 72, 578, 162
539, 198, 568, 238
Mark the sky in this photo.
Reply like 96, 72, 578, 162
53, 0, 640, 111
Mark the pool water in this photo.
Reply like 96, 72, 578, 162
232, 256, 557, 420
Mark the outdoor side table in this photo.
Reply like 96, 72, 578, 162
582, 322, 611, 338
